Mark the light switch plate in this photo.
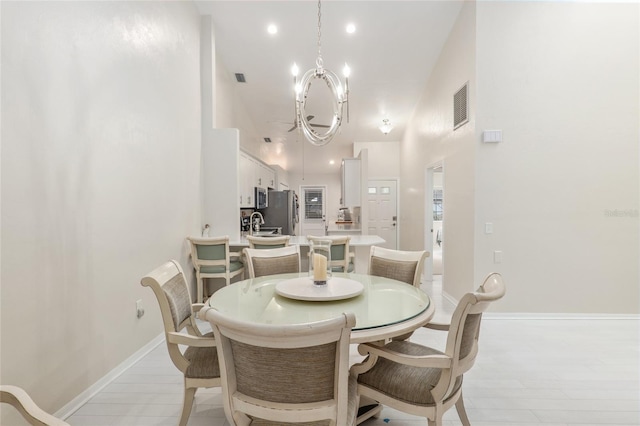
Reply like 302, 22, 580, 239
482, 130, 502, 143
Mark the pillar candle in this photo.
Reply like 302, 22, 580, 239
313, 254, 328, 281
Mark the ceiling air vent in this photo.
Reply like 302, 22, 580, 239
263, 137, 272, 143
453, 82, 469, 130
235, 73, 246, 83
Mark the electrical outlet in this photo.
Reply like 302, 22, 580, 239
485, 223, 493, 234
136, 299, 145, 318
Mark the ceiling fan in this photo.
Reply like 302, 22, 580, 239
287, 115, 330, 132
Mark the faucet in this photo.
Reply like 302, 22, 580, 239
249, 212, 265, 235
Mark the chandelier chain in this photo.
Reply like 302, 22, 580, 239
316, 0, 323, 68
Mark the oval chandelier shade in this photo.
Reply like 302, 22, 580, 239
292, 0, 350, 146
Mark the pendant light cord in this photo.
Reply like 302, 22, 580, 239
316, 0, 323, 69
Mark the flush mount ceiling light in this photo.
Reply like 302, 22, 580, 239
379, 119, 393, 135
291, 0, 350, 146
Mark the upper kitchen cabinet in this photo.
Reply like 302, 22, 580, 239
270, 164, 289, 190
239, 151, 255, 208
256, 162, 275, 189
239, 151, 276, 208
341, 158, 361, 207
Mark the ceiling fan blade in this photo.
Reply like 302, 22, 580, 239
310, 123, 330, 128
286, 116, 322, 131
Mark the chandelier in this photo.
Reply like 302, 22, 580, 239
291, 0, 350, 146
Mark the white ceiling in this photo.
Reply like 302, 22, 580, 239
194, 1, 463, 175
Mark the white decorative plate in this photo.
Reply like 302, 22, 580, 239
275, 277, 364, 301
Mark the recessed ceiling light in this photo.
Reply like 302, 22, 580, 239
329, 160, 335, 165
346, 23, 356, 34
267, 24, 278, 35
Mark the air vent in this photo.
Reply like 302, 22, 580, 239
453, 82, 469, 130
235, 73, 246, 83
263, 137, 272, 143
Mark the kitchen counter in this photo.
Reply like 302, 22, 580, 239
230, 234, 382, 247
230, 234, 385, 274
327, 222, 361, 235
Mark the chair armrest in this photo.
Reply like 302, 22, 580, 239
191, 303, 205, 313
423, 321, 450, 331
0, 385, 70, 426
357, 343, 451, 369
198, 305, 212, 321
167, 332, 216, 347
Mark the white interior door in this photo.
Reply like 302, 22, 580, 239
367, 180, 397, 249
299, 186, 327, 236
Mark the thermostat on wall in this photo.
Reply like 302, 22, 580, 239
482, 130, 502, 143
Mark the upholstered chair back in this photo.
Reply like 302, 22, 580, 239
244, 245, 301, 278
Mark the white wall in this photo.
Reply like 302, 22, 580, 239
403, 1, 639, 313
354, 141, 400, 179
475, 2, 639, 313
213, 49, 260, 152
0, 1, 202, 419
400, 2, 477, 300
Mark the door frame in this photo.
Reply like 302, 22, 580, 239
424, 162, 444, 282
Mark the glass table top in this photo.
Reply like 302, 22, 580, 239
207, 273, 431, 331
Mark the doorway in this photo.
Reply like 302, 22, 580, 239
424, 165, 443, 282
299, 185, 327, 236
367, 180, 398, 249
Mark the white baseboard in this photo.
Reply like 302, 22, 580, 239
442, 291, 458, 307
441, 291, 639, 320
484, 313, 640, 320
55, 333, 164, 420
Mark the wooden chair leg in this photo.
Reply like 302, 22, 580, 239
428, 405, 444, 426
196, 273, 204, 303
179, 386, 197, 426
455, 394, 471, 426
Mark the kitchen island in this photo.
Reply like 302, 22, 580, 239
230, 234, 385, 274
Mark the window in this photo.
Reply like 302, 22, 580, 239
433, 189, 443, 221
304, 189, 324, 220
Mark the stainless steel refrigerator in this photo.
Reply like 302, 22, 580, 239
260, 190, 299, 235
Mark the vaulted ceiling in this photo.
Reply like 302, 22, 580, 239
194, 1, 463, 174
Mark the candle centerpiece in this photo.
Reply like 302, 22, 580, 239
309, 239, 332, 286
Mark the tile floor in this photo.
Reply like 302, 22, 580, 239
67, 278, 640, 426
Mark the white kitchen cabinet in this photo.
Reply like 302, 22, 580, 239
341, 158, 361, 207
271, 164, 289, 190
266, 167, 276, 189
239, 152, 255, 208
256, 162, 275, 189
239, 151, 276, 207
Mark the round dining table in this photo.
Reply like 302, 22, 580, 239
205, 272, 435, 344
